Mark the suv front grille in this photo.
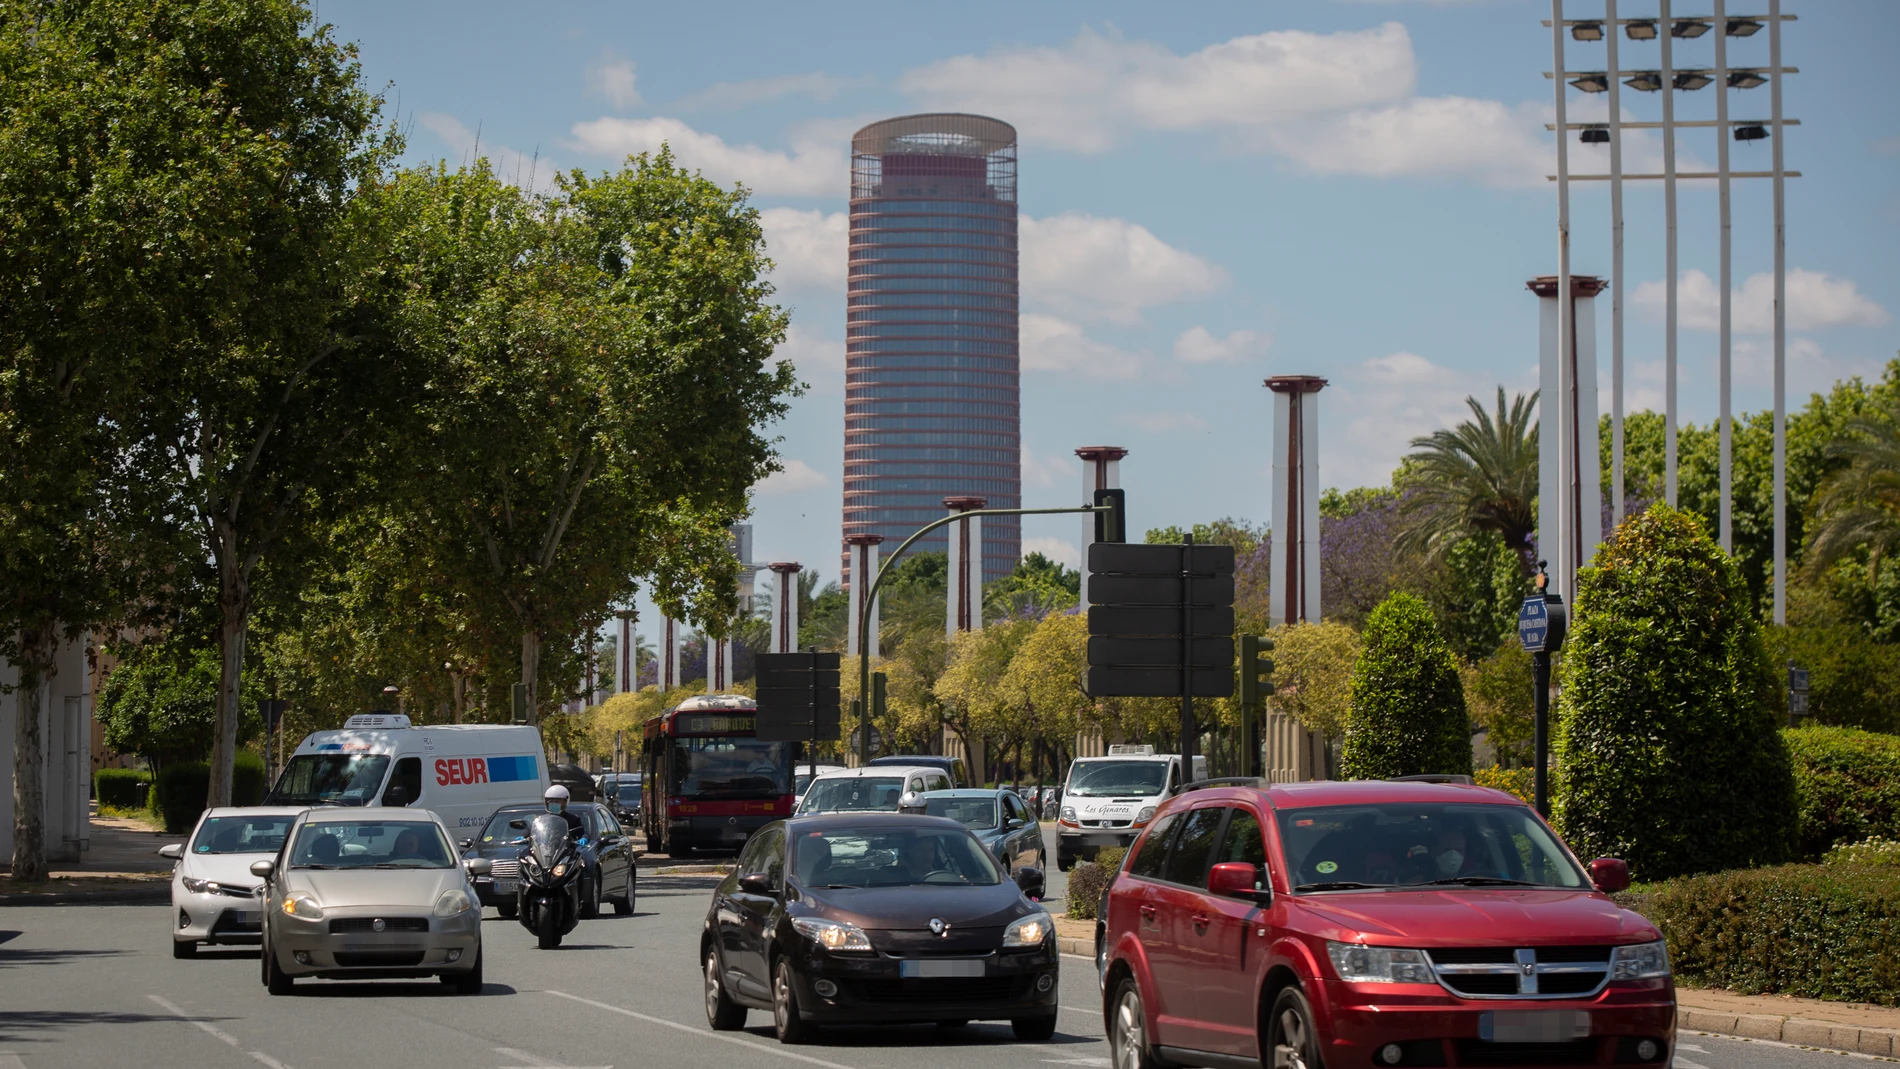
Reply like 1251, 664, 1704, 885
328, 917, 429, 934
842, 977, 1027, 1004
1080, 819, 1131, 829
1427, 946, 1612, 999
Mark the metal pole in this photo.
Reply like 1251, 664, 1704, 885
1533, 652, 1551, 817
1771, 0, 1788, 623
1716, 0, 1733, 552
1662, 0, 1679, 507
1607, 0, 1625, 525
1180, 535, 1196, 773
1552, 0, 1574, 599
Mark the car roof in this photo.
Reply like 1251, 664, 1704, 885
787, 812, 968, 833
301, 806, 447, 824
916, 788, 1005, 799
1173, 779, 1528, 810
495, 801, 602, 812
200, 806, 307, 819
810, 765, 938, 780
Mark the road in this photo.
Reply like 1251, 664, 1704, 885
0, 867, 1862, 1069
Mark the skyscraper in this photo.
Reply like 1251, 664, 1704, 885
844, 114, 1020, 584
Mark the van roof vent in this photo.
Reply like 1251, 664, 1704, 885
1107, 744, 1156, 756
344, 713, 412, 730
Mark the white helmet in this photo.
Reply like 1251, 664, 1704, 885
544, 785, 570, 812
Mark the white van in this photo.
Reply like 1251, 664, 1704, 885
1055, 746, 1207, 870
266, 714, 550, 835
796, 765, 953, 815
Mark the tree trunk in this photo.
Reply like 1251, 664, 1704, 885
208, 591, 250, 808
520, 629, 541, 725
10, 627, 53, 882
450, 670, 467, 725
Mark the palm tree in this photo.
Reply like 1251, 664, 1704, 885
1398, 388, 1540, 575
1805, 405, 1900, 582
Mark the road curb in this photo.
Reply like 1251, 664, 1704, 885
1057, 935, 1090, 958
1681, 1009, 1900, 1057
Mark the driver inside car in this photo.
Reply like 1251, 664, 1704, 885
895, 835, 942, 881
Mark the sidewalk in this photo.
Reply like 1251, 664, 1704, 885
1052, 917, 1900, 1057
0, 803, 172, 905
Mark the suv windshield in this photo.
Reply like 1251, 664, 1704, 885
289, 820, 454, 869
798, 777, 906, 814
266, 754, 390, 807
792, 826, 1001, 887
1277, 803, 1588, 891
1067, 761, 1168, 797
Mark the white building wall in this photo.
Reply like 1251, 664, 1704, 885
0, 634, 93, 862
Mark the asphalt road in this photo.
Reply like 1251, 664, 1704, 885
0, 868, 1865, 1069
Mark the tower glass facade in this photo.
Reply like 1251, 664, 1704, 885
845, 114, 1020, 583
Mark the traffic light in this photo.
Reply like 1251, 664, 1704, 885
1238, 634, 1275, 709
1093, 487, 1125, 544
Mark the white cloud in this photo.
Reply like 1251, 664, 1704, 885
1326, 351, 1504, 488
900, 24, 1415, 153
417, 112, 559, 192
1632, 269, 1891, 333
568, 116, 846, 196
1261, 97, 1547, 188
1118, 411, 1211, 433
1022, 535, 1081, 570
1020, 315, 1145, 380
759, 208, 847, 294
1021, 445, 1079, 492
753, 458, 827, 496
775, 321, 844, 394
1173, 326, 1272, 365
1022, 213, 1226, 324
586, 59, 642, 111
676, 72, 854, 111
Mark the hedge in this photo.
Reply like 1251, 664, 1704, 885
1617, 862, 1900, 1005
1784, 725, 1900, 859
1553, 505, 1797, 881
1065, 846, 1127, 920
152, 754, 267, 834
94, 768, 151, 809
1340, 592, 1472, 780
1474, 765, 1531, 803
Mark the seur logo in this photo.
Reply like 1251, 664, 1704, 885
435, 755, 538, 786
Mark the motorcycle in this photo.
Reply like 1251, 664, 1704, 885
516, 813, 584, 949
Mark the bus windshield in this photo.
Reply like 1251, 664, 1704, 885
267, 754, 390, 806
669, 736, 790, 800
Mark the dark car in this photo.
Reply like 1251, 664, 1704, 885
866, 754, 968, 788
548, 762, 597, 803
908, 789, 1046, 877
463, 802, 636, 919
700, 813, 1057, 1044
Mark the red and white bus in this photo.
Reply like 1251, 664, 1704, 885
641, 694, 794, 856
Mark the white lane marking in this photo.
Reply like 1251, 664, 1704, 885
545, 990, 858, 1069
1678, 1045, 1709, 1054
1040, 1058, 1110, 1067
0, 1054, 26, 1069
1674, 1059, 1710, 1069
495, 1048, 611, 1069
148, 994, 297, 1069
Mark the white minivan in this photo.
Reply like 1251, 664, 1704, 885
1055, 746, 1207, 870
266, 714, 550, 834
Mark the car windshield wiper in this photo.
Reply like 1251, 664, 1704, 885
294, 863, 337, 870
1295, 880, 1387, 892
1418, 876, 1542, 886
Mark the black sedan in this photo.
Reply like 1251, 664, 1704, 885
462, 802, 636, 919
908, 789, 1046, 877
700, 813, 1056, 1044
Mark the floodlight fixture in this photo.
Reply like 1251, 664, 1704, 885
1581, 128, 1611, 144
1571, 21, 1605, 41
1733, 124, 1769, 142
1625, 19, 1659, 40
1569, 73, 1610, 93
1673, 71, 1713, 91
1726, 18, 1763, 37
1672, 19, 1711, 38
1728, 69, 1768, 89
1625, 71, 1664, 92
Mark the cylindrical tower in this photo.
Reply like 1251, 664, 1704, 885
844, 113, 1020, 584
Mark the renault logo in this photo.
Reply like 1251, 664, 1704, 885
929, 918, 949, 936
372, 918, 386, 932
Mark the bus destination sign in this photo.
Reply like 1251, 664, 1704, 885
675, 713, 755, 735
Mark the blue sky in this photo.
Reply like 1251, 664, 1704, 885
322, 0, 1899, 639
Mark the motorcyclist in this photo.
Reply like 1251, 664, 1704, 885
544, 785, 586, 841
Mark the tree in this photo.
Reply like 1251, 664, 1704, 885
1804, 402, 1900, 589
984, 553, 1080, 621
1340, 592, 1472, 780
1397, 389, 1539, 576
936, 620, 1033, 778
1462, 644, 1535, 767
97, 646, 263, 768
1552, 504, 1797, 881
1265, 621, 1361, 740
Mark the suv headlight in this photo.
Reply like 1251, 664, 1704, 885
1608, 940, 1670, 980
1326, 942, 1435, 983
281, 894, 324, 921
1003, 912, 1051, 947
791, 916, 873, 953
1134, 806, 1157, 825
1060, 807, 1077, 821
433, 889, 474, 917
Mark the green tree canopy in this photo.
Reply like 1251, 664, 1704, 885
1397, 389, 1539, 576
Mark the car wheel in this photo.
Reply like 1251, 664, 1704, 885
497, 902, 518, 919
1095, 925, 1108, 988
172, 938, 196, 960
264, 940, 294, 996
704, 947, 747, 1031
1268, 986, 1325, 1069
1057, 855, 1074, 873
448, 945, 483, 995
1012, 1015, 1058, 1041
772, 958, 816, 1045
580, 874, 601, 919
1108, 977, 1161, 1069
614, 869, 635, 915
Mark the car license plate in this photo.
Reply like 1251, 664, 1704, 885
493, 879, 517, 895
1479, 1011, 1590, 1043
899, 958, 986, 979
231, 911, 257, 924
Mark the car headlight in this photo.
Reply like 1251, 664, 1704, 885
1326, 942, 1435, 983
791, 916, 873, 953
1608, 939, 1671, 980
1060, 807, 1077, 821
1002, 912, 1051, 947
433, 889, 474, 917
282, 894, 324, 920
1134, 806, 1157, 825
181, 876, 211, 894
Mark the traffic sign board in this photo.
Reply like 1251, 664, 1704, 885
1087, 636, 1234, 668
848, 725, 883, 756
1087, 605, 1235, 637
1086, 666, 1234, 698
1088, 542, 1235, 577
1517, 597, 1549, 652
1088, 574, 1235, 607
755, 652, 842, 743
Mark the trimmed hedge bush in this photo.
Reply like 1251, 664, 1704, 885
1764, 624, 1900, 733
1826, 837, 1900, 868
1341, 592, 1472, 780
1617, 862, 1900, 1005
1065, 846, 1127, 921
94, 768, 152, 809
1784, 725, 1900, 859
151, 754, 267, 833
1553, 505, 1797, 881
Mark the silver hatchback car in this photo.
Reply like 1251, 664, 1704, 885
252, 806, 491, 995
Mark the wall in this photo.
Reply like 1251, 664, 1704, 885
0, 634, 93, 863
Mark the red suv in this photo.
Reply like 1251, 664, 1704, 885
1095, 779, 1672, 1069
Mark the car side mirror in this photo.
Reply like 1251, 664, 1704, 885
465, 858, 493, 877
1589, 857, 1631, 894
738, 872, 776, 895
509, 819, 527, 830
1013, 866, 1045, 900
158, 843, 184, 860
249, 859, 275, 879
459, 838, 473, 850
1209, 862, 1272, 905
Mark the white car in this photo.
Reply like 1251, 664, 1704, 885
795, 765, 953, 815
159, 806, 305, 958
794, 764, 847, 802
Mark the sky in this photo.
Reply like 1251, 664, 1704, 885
320, 0, 1900, 643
